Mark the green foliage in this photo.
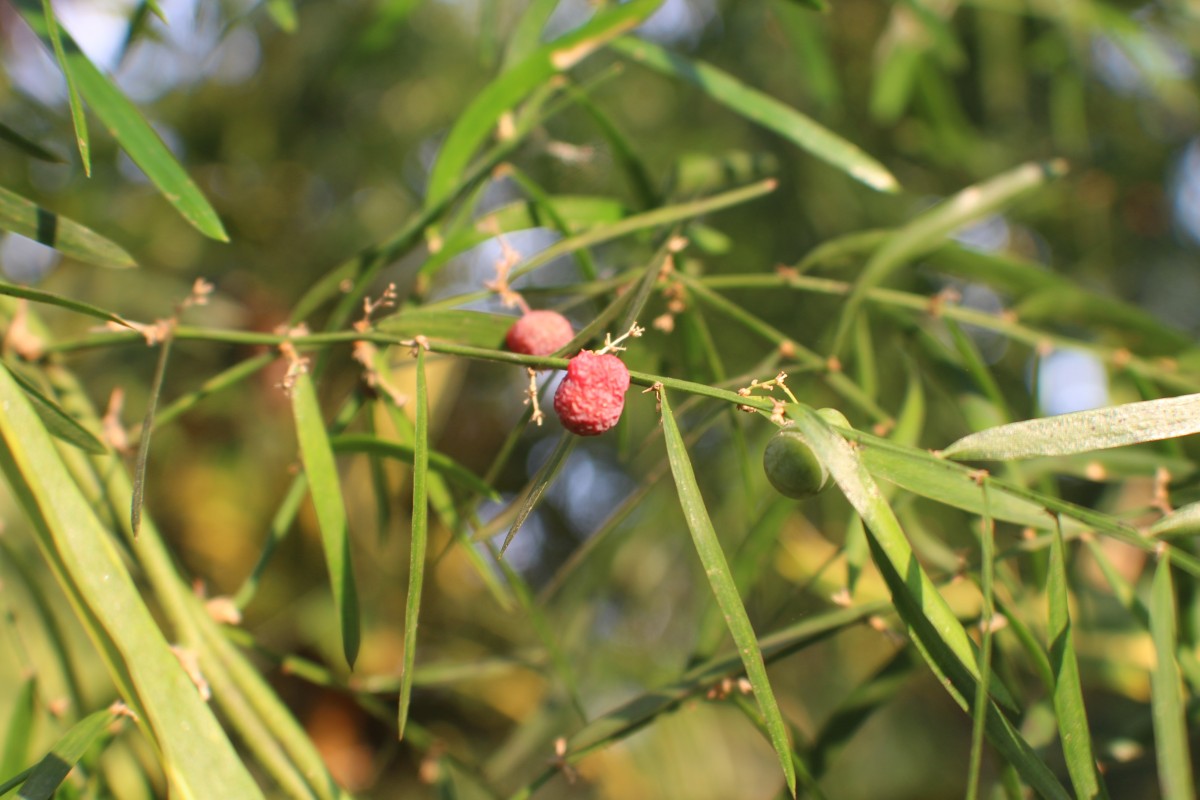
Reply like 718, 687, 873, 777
2, 1, 1200, 798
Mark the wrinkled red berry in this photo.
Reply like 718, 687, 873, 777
553, 351, 630, 436
505, 310, 574, 357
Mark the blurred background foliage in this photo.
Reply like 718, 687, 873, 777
2, 0, 1200, 798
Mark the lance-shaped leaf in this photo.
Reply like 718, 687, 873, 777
40, 0, 89, 175
1047, 520, 1108, 799
1149, 552, 1196, 800
15, 706, 117, 800
659, 390, 797, 796
831, 160, 1066, 354
1150, 502, 1200, 539
289, 366, 360, 668
17, 4, 228, 241
398, 347, 429, 738
425, 0, 663, 209
375, 309, 513, 348
943, 393, 1200, 461
0, 186, 134, 269
0, 366, 263, 799
1, 679, 37, 780
611, 37, 896, 193
789, 407, 1071, 798
5, 364, 106, 454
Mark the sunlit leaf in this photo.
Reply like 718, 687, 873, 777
15, 706, 115, 800
17, 4, 227, 241
610, 37, 897, 193
1150, 502, 1200, 539
376, 309, 513, 348
289, 368, 360, 668
660, 389, 797, 796
398, 347, 429, 738
789, 407, 1070, 798
502, 434, 575, 555
0, 367, 263, 799
1, 678, 37, 779
1149, 552, 1196, 800
426, 0, 663, 209
40, 0, 89, 175
832, 160, 1066, 354
5, 364, 106, 455
1047, 520, 1108, 799
265, 0, 298, 32
944, 394, 1200, 461
0, 186, 135, 269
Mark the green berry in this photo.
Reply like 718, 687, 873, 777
763, 427, 830, 500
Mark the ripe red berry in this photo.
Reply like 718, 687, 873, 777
505, 310, 574, 357
553, 350, 630, 436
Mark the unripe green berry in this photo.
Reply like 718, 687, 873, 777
763, 427, 830, 499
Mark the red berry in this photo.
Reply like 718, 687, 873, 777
553, 351, 631, 436
505, 310, 574, 357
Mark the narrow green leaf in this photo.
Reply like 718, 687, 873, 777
0, 367, 263, 799
40, 0, 90, 175
832, 160, 1066, 354
425, 180, 777, 313
1048, 518, 1107, 799
610, 37, 898, 193
0, 279, 132, 325
966, 490, 996, 800
1149, 551, 1196, 800
130, 329, 173, 536
425, 0, 663, 209
417, 195, 626, 284
17, 706, 116, 800
501, 434, 575, 555
265, 0, 298, 32
669, 150, 781, 197
659, 389, 796, 796
0, 186, 135, 269
17, 8, 227, 241
890, 357, 925, 447
1150, 502, 1200, 539
807, 428, 1070, 800
376, 309, 513, 347
693, 497, 793, 661
789, 407, 1020, 712
1, 678, 38, 779
330, 433, 497, 499
855, 430, 1089, 533
290, 368, 360, 668
944, 393, 1200, 461
0, 767, 33, 797
503, 0, 559, 67
572, 92, 659, 209
398, 347, 429, 739
5, 364, 106, 454
0, 122, 64, 163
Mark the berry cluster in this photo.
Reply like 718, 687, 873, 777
506, 311, 632, 436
